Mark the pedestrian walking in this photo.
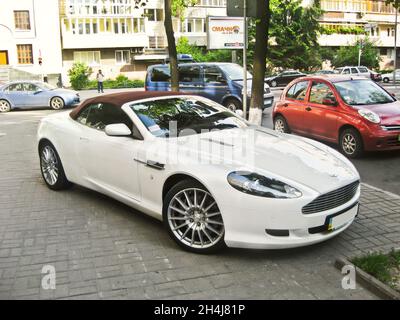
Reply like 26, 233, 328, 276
96, 70, 104, 93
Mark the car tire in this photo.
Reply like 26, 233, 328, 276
270, 80, 278, 87
339, 128, 364, 158
383, 77, 390, 83
50, 97, 65, 110
224, 98, 241, 112
39, 141, 73, 190
163, 179, 226, 254
0, 99, 11, 113
274, 115, 291, 133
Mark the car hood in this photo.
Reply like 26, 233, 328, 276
50, 88, 78, 95
160, 127, 359, 194
353, 101, 400, 125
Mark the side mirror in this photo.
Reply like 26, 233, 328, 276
105, 123, 132, 137
391, 92, 396, 97
322, 97, 337, 106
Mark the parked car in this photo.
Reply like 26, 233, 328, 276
273, 75, 400, 158
314, 70, 335, 75
38, 91, 360, 253
382, 69, 400, 83
265, 70, 306, 88
0, 81, 80, 113
165, 53, 195, 64
334, 66, 382, 82
145, 63, 274, 111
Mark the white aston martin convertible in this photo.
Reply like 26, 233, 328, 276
37, 91, 361, 253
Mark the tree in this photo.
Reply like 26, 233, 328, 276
164, 0, 197, 91
68, 62, 92, 90
332, 38, 381, 69
248, 0, 270, 125
268, 0, 323, 71
176, 37, 231, 62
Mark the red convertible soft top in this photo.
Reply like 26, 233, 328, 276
70, 91, 189, 119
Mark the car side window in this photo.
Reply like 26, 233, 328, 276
6, 83, 24, 92
77, 103, 133, 132
351, 68, 359, 74
342, 68, 350, 74
179, 65, 201, 83
309, 82, 335, 105
23, 83, 39, 92
151, 66, 171, 82
287, 81, 308, 101
204, 66, 225, 84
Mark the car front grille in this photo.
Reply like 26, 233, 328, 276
381, 125, 400, 131
302, 180, 360, 215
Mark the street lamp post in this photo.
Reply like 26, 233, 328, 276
242, 0, 247, 115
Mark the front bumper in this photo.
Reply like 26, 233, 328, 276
219, 183, 360, 249
362, 126, 400, 151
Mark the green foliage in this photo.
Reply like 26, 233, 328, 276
321, 25, 367, 35
332, 38, 381, 69
266, 0, 323, 71
171, 0, 197, 18
176, 37, 231, 63
385, 0, 400, 9
68, 62, 92, 90
352, 249, 400, 288
86, 75, 144, 90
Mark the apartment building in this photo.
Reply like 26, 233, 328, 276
59, 0, 227, 82
0, 0, 63, 83
319, 0, 400, 69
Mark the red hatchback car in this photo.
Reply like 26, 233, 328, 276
273, 76, 400, 158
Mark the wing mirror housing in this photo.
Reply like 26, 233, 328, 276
105, 123, 132, 137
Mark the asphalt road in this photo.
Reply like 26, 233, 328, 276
265, 87, 400, 195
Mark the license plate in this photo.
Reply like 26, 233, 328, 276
327, 204, 359, 231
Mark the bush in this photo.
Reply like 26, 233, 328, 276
176, 37, 232, 63
68, 62, 92, 90
85, 75, 144, 90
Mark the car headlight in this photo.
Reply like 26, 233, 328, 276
227, 171, 302, 199
358, 109, 380, 124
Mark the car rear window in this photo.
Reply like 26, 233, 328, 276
150, 66, 171, 82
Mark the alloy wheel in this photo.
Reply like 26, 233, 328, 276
0, 100, 11, 112
274, 118, 286, 133
51, 97, 64, 110
40, 145, 59, 185
342, 133, 357, 155
167, 188, 224, 249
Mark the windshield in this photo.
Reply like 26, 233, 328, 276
219, 64, 252, 80
130, 97, 248, 138
334, 80, 395, 105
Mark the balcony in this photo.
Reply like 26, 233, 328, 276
321, 0, 396, 14
61, 17, 148, 49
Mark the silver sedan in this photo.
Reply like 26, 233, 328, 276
0, 81, 80, 113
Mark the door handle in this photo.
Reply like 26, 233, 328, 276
305, 107, 312, 111
134, 158, 165, 170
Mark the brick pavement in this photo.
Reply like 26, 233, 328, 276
0, 109, 399, 299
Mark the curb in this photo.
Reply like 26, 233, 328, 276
335, 256, 400, 300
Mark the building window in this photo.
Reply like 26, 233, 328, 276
14, 11, 31, 30
145, 9, 163, 22
115, 50, 130, 65
17, 44, 33, 64
73, 51, 101, 66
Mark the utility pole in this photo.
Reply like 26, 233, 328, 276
242, 0, 247, 115
394, 9, 398, 88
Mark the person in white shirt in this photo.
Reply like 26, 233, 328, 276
96, 70, 104, 93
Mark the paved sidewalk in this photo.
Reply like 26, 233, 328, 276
0, 110, 399, 299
